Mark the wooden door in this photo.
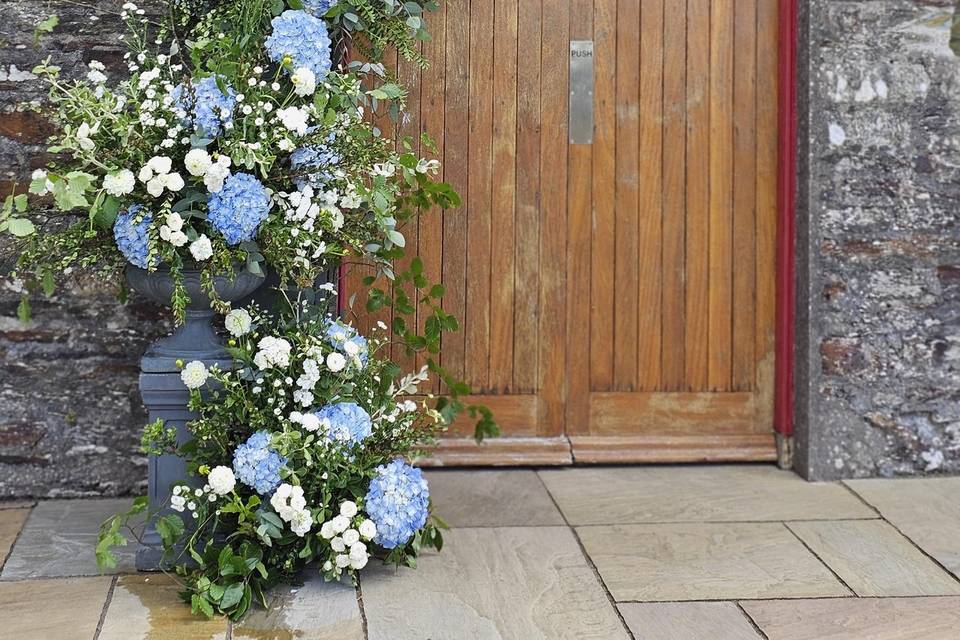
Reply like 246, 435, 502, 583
349, 0, 780, 464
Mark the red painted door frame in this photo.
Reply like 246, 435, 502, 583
775, 0, 798, 439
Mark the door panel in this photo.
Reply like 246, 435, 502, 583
349, 0, 779, 464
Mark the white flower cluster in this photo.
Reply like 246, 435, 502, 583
319, 501, 376, 573
270, 483, 313, 537
225, 308, 253, 337
253, 336, 292, 370
183, 149, 232, 193
293, 356, 322, 406
159, 212, 188, 247
138, 156, 185, 197
171, 482, 220, 518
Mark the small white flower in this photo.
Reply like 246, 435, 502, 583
203, 162, 231, 193
253, 336, 292, 369
184, 148, 212, 176
300, 412, 321, 431
189, 234, 213, 261
207, 465, 235, 495
87, 69, 107, 84
319, 521, 335, 539
167, 229, 188, 247
358, 519, 377, 540
349, 554, 368, 570
335, 554, 351, 568
147, 156, 172, 175
76, 122, 97, 151
343, 340, 360, 357
146, 176, 165, 197
340, 501, 358, 518
291, 67, 316, 96
102, 170, 135, 196
342, 529, 360, 546
326, 352, 346, 373
289, 509, 313, 537
330, 536, 346, 553
371, 162, 395, 178
330, 514, 350, 533
164, 212, 184, 232
180, 360, 208, 389
224, 308, 252, 337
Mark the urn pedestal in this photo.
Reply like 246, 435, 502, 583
127, 265, 264, 570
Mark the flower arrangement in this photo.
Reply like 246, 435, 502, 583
99, 302, 449, 619
1, 0, 502, 622
3, 0, 454, 325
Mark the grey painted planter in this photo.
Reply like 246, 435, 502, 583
126, 265, 264, 570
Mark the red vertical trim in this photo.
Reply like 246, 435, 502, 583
775, 0, 798, 437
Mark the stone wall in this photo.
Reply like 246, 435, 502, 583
796, 0, 960, 479
1, 1, 167, 497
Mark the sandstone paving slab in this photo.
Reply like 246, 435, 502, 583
0, 508, 30, 569
788, 519, 960, 597
361, 526, 631, 639
99, 574, 228, 640
233, 572, 363, 640
578, 522, 850, 601
618, 602, 762, 640
1, 498, 138, 579
741, 596, 960, 640
539, 465, 876, 525
424, 469, 565, 527
0, 576, 112, 640
845, 477, 960, 578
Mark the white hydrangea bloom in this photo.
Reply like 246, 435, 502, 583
253, 336, 292, 369
207, 466, 236, 496
180, 360, 208, 389
276, 106, 310, 136
224, 308, 252, 337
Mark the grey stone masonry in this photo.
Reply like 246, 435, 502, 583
796, 1, 960, 479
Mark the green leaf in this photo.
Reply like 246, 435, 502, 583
34, 15, 58, 44
41, 271, 55, 296
13, 194, 28, 212
16, 295, 31, 323
7, 218, 35, 237
220, 582, 244, 609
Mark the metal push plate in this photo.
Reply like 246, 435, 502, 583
569, 40, 594, 144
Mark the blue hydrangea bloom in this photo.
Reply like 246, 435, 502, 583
301, 0, 336, 16
207, 173, 271, 245
324, 318, 359, 349
364, 460, 430, 549
171, 76, 236, 137
264, 10, 332, 80
232, 431, 287, 495
315, 402, 372, 445
113, 205, 154, 269
290, 139, 340, 189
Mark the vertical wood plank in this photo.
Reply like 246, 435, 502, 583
661, 0, 687, 391
489, 0, 519, 393
417, 1, 446, 394
733, 0, 758, 391
613, 0, 640, 392
513, 0, 543, 394
684, 0, 710, 391
636, 0, 664, 392
755, 0, 778, 400
591, 0, 617, 393
465, 0, 495, 392
565, 0, 593, 434
441, 0, 470, 388
708, 0, 734, 390
394, 50, 422, 374
539, 0, 569, 437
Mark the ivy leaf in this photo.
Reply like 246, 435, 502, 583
34, 15, 58, 45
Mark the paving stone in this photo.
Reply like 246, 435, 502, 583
233, 573, 363, 640
845, 477, 960, 578
741, 596, 960, 640
99, 574, 228, 640
788, 519, 960, 597
539, 465, 875, 525
577, 522, 850, 601
618, 602, 762, 640
0, 508, 29, 569
1, 498, 139, 578
361, 526, 630, 639
424, 470, 565, 527
0, 500, 35, 510
0, 576, 112, 640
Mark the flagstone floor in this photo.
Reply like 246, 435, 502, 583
2, 465, 960, 639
